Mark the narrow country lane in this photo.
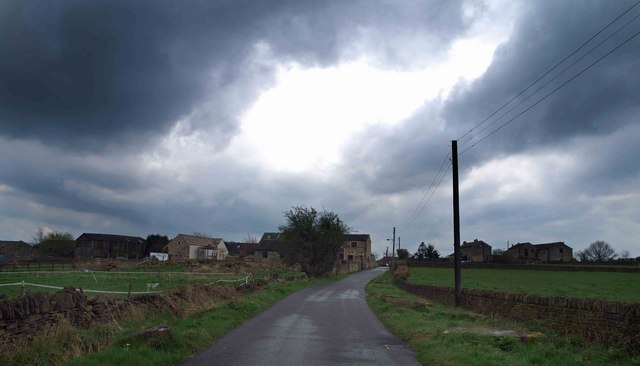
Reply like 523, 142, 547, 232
180, 267, 420, 366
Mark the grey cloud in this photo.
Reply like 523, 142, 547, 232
342, 0, 640, 195
0, 0, 469, 152
443, 0, 640, 154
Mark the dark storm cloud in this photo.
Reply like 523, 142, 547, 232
444, 0, 640, 154
0, 0, 468, 151
345, 0, 640, 194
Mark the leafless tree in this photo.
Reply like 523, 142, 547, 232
244, 234, 258, 243
578, 240, 617, 262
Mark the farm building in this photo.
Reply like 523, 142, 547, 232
460, 239, 492, 262
505, 241, 573, 263
0, 240, 33, 262
504, 242, 537, 262
225, 242, 258, 257
166, 234, 228, 261
534, 242, 573, 262
255, 233, 283, 263
75, 233, 146, 259
339, 234, 374, 270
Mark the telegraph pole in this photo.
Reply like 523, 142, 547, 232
452, 140, 462, 307
391, 227, 396, 269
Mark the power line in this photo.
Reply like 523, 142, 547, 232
403, 154, 451, 230
402, 153, 449, 229
462, 11, 640, 147
456, 0, 640, 144
459, 27, 640, 156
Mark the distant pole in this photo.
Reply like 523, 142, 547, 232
398, 237, 401, 251
391, 227, 396, 269
452, 140, 462, 307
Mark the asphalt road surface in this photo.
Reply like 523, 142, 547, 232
181, 267, 421, 366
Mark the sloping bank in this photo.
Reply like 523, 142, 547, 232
0, 272, 342, 366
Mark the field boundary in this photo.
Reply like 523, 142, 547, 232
395, 280, 640, 353
407, 261, 640, 273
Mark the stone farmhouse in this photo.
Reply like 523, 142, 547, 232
255, 232, 374, 270
460, 239, 492, 262
254, 233, 282, 264
505, 241, 573, 262
339, 234, 374, 270
167, 234, 228, 261
0, 240, 33, 262
75, 233, 146, 259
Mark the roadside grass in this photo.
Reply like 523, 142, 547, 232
1, 273, 345, 366
408, 267, 640, 303
366, 272, 640, 366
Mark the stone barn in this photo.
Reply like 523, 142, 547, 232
75, 233, 146, 259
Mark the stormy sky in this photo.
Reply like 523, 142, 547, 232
1, 0, 639, 258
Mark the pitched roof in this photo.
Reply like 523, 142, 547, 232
461, 239, 490, 248
259, 232, 282, 242
533, 242, 569, 250
507, 242, 533, 250
172, 234, 223, 247
76, 233, 145, 243
225, 242, 258, 255
0, 240, 32, 249
344, 234, 371, 242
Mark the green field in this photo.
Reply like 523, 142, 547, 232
367, 272, 639, 366
0, 262, 300, 298
408, 267, 640, 303
0, 270, 250, 298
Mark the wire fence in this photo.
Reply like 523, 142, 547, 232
0, 271, 253, 298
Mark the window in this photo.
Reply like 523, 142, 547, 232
262, 251, 268, 258
351, 242, 358, 248
347, 255, 354, 261
559, 248, 564, 253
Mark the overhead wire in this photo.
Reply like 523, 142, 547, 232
398, 1, 640, 234
459, 27, 640, 156
456, 0, 640, 145
402, 151, 451, 231
461, 11, 640, 148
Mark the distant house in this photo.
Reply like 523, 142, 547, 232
255, 232, 283, 263
166, 234, 228, 261
339, 234, 373, 270
0, 240, 33, 262
76, 233, 146, 259
460, 239, 492, 262
225, 242, 258, 257
533, 242, 573, 262
504, 242, 537, 262
504, 241, 573, 263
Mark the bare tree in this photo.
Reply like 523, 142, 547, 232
578, 240, 617, 262
619, 250, 631, 260
244, 234, 258, 243
32, 226, 46, 245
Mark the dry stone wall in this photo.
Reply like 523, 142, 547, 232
0, 288, 123, 348
396, 281, 640, 353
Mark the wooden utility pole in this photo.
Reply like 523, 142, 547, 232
452, 140, 462, 307
391, 227, 396, 269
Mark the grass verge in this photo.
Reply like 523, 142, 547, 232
366, 271, 640, 366
1, 273, 344, 366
